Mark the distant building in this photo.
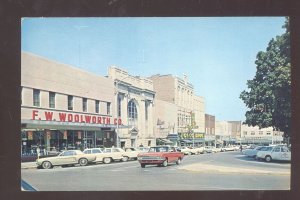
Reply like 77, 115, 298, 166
241, 125, 284, 145
215, 120, 284, 146
215, 121, 241, 146
149, 74, 205, 146
205, 114, 216, 146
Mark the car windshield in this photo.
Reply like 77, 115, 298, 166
263, 147, 273, 151
149, 147, 167, 152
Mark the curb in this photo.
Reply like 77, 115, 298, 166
21, 163, 37, 169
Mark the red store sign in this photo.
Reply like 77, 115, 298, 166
32, 110, 122, 125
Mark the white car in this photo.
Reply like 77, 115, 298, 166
188, 146, 200, 155
36, 150, 96, 169
242, 146, 265, 158
256, 146, 291, 162
204, 146, 213, 153
84, 147, 125, 164
102, 147, 128, 162
179, 146, 192, 155
221, 146, 235, 152
195, 146, 205, 154
211, 147, 221, 153
124, 147, 140, 160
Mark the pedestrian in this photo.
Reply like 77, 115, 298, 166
240, 145, 243, 152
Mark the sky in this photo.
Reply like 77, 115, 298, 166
21, 17, 287, 121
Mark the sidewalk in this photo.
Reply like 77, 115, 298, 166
21, 162, 37, 169
178, 163, 290, 175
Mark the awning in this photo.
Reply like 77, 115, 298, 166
157, 138, 173, 144
181, 139, 193, 143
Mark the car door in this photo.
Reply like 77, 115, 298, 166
56, 151, 77, 165
92, 148, 104, 161
280, 147, 291, 161
270, 146, 281, 160
112, 148, 123, 160
167, 147, 176, 162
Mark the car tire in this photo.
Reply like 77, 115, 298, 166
42, 161, 52, 169
265, 156, 272, 162
141, 164, 146, 168
79, 158, 88, 166
122, 156, 129, 162
176, 158, 181, 165
103, 157, 112, 164
162, 159, 168, 167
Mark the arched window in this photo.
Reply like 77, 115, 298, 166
128, 100, 138, 120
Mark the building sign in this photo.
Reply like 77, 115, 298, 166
30, 109, 122, 125
179, 132, 204, 139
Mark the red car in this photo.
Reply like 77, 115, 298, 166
137, 146, 184, 168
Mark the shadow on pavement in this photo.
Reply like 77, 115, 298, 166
235, 154, 291, 165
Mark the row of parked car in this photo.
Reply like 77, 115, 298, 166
36, 147, 149, 169
242, 144, 291, 162
178, 145, 240, 155
36, 144, 243, 169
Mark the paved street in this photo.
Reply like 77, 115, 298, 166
21, 151, 290, 191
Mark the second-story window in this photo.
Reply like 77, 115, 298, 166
117, 95, 121, 117
83, 98, 87, 112
33, 89, 40, 107
95, 100, 99, 113
107, 102, 111, 115
145, 101, 148, 120
49, 92, 55, 108
68, 95, 73, 111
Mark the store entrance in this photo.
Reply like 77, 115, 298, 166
84, 138, 95, 149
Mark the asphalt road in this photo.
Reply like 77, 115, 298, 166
21, 151, 290, 191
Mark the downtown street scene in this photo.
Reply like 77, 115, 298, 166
21, 17, 291, 191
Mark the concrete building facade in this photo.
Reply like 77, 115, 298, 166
215, 120, 284, 146
21, 52, 157, 156
149, 74, 205, 146
108, 67, 156, 148
205, 114, 216, 145
21, 52, 122, 154
241, 125, 284, 145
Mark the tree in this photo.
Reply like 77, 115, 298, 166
240, 18, 291, 138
